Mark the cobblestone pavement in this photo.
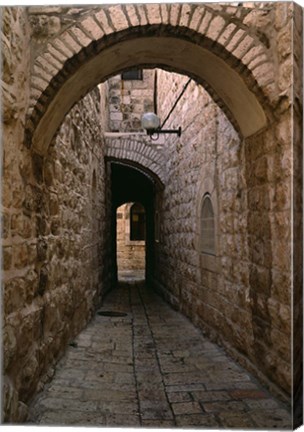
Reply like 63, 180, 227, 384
28, 283, 291, 429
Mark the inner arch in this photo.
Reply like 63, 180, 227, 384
31, 36, 267, 155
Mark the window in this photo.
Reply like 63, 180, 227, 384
121, 69, 143, 81
201, 195, 215, 255
130, 203, 146, 241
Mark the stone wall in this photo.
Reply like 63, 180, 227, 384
146, 3, 298, 398
2, 6, 33, 422
103, 55, 295, 397
2, 7, 108, 420
154, 69, 251, 360
2, 2, 300, 422
152, 65, 293, 398
242, 2, 296, 396
107, 70, 155, 132
116, 203, 145, 273
98, 82, 109, 134
291, 3, 303, 424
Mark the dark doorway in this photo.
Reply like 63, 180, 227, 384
109, 162, 157, 286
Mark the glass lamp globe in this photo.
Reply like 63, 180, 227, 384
141, 112, 160, 130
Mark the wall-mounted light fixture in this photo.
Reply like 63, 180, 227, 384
141, 77, 192, 140
141, 112, 181, 140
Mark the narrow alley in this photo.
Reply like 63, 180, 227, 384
28, 281, 291, 429
2, 4, 302, 427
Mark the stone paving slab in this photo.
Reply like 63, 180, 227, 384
28, 283, 292, 429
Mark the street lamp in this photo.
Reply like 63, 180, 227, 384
141, 112, 182, 140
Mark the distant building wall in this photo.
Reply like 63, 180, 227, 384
107, 70, 155, 132
116, 203, 146, 272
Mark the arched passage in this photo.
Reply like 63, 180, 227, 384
27, 3, 274, 153
3, 3, 300, 424
110, 161, 160, 286
105, 135, 166, 184
116, 202, 146, 281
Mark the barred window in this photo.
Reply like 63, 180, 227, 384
201, 195, 215, 255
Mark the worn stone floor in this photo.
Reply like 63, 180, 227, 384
118, 269, 145, 282
28, 282, 292, 429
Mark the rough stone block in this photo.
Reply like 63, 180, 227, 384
60, 30, 82, 55
179, 3, 192, 28
80, 16, 104, 40
13, 243, 30, 270
29, 7, 63, 14
248, 53, 268, 70
198, 11, 212, 35
47, 43, 68, 63
110, 112, 123, 121
278, 57, 292, 92
52, 38, 74, 58
95, 9, 114, 34
232, 34, 254, 60
128, 4, 145, 26
206, 15, 226, 41
121, 4, 137, 27
217, 23, 236, 45
3, 247, 12, 271
31, 76, 49, 92
70, 26, 92, 48
146, 3, 162, 25
108, 5, 129, 32
268, 298, 291, 333
189, 6, 206, 32
275, 3, 290, 30
34, 61, 57, 78
252, 62, 274, 86
160, 4, 169, 25
169, 3, 181, 27
225, 29, 245, 52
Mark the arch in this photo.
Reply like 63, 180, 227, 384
196, 177, 220, 273
26, 4, 273, 154
116, 202, 146, 279
201, 194, 215, 255
105, 135, 166, 185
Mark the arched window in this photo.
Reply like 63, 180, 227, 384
130, 203, 146, 241
201, 195, 215, 255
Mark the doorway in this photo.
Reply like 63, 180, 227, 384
116, 202, 146, 282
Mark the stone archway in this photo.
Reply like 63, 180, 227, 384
105, 134, 166, 185
3, 3, 302, 423
27, 3, 275, 154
